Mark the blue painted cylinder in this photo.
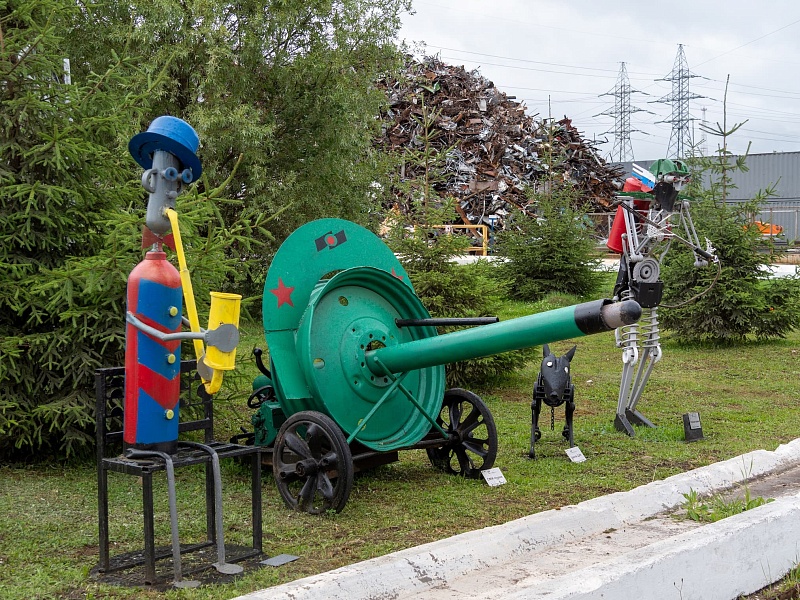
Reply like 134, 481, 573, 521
123, 251, 183, 453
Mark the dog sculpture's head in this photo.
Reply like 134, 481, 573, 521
539, 344, 577, 406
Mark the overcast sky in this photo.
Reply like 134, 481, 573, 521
398, 0, 800, 161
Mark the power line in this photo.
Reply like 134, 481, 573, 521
437, 55, 620, 80
692, 17, 800, 68
429, 45, 663, 76
699, 78, 800, 97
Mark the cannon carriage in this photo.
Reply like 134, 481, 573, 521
242, 218, 641, 514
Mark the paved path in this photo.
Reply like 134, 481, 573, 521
600, 257, 798, 278
456, 254, 798, 278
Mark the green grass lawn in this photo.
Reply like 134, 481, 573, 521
2, 296, 800, 599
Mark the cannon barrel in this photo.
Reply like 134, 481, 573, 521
396, 317, 500, 328
367, 299, 641, 376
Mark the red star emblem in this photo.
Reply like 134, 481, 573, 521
270, 278, 295, 308
391, 268, 404, 280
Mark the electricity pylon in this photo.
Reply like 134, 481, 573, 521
597, 63, 652, 163
651, 44, 706, 159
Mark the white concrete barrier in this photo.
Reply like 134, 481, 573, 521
234, 439, 800, 600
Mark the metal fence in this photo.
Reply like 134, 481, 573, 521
749, 205, 800, 243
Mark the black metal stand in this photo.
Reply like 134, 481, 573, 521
95, 362, 262, 586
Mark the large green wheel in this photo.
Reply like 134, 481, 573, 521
273, 411, 354, 514
427, 389, 497, 479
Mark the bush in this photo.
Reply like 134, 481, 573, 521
494, 188, 603, 301
386, 206, 531, 388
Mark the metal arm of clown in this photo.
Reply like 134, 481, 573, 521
606, 159, 717, 436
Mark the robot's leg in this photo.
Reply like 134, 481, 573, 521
180, 441, 244, 575
625, 307, 662, 428
624, 347, 658, 428
614, 312, 639, 436
529, 396, 542, 459
125, 449, 201, 588
564, 398, 575, 448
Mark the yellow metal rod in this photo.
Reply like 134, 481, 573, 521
205, 369, 223, 395
165, 208, 207, 378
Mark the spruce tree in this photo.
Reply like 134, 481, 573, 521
660, 81, 800, 343
0, 0, 263, 457
0, 0, 145, 456
494, 186, 603, 302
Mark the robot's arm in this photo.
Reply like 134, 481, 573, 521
678, 201, 717, 267
126, 311, 240, 351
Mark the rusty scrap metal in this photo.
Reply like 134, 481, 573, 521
375, 56, 624, 232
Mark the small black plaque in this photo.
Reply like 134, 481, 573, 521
682, 412, 704, 442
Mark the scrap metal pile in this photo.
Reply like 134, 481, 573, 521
376, 56, 624, 231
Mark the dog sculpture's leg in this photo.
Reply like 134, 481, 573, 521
529, 394, 542, 459
564, 393, 575, 448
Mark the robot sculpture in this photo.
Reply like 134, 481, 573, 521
123, 116, 243, 585
607, 159, 717, 436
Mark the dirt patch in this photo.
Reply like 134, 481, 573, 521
69, 544, 100, 559
717, 463, 800, 503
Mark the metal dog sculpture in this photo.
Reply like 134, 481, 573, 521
529, 344, 576, 459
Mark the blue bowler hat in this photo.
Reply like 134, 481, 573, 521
129, 116, 202, 180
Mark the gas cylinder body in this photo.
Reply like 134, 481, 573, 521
123, 250, 183, 453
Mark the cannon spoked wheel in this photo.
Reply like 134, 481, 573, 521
273, 411, 354, 514
426, 388, 497, 479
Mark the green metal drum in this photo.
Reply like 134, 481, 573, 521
262, 219, 445, 451
296, 267, 444, 450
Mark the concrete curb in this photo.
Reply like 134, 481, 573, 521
490, 492, 800, 600
233, 438, 800, 600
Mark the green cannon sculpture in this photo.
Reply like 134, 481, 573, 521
246, 219, 641, 513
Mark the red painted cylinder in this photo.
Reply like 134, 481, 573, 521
606, 205, 627, 254
123, 251, 183, 453
622, 177, 651, 193
607, 179, 654, 253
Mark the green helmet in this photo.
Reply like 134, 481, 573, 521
649, 158, 689, 180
